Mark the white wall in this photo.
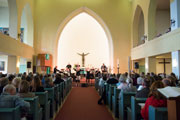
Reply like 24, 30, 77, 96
0, 55, 8, 74
7, 56, 17, 73
156, 10, 170, 35
0, 7, 9, 27
58, 12, 109, 69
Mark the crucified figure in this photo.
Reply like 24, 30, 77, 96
77, 52, 89, 67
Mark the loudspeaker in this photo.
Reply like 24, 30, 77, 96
134, 62, 139, 69
27, 62, 31, 68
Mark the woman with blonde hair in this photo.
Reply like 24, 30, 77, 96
17, 80, 35, 98
12, 77, 21, 92
141, 81, 167, 120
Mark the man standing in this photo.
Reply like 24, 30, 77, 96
53, 66, 60, 74
101, 63, 107, 73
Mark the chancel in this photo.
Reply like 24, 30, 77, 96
0, 0, 180, 120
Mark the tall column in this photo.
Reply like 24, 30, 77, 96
170, 0, 180, 30
145, 57, 156, 74
171, 51, 180, 78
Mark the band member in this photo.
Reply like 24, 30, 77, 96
101, 63, 107, 73
66, 63, 72, 74
74, 64, 81, 86
53, 66, 60, 74
86, 68, 91, 84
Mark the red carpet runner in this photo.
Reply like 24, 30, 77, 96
55, 86, 114, 120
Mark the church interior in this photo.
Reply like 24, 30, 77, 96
0, 0, 180, 120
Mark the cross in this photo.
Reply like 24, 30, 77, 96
159, 58, 171, 74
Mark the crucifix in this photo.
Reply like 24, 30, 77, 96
159, 58, 171, 74
77, 52, 89, 67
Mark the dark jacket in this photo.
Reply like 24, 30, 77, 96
107, 77, 118, 84
136, 87, 150, 98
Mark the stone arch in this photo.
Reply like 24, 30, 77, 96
54, 7, 114, 71
132, 5, 145, 47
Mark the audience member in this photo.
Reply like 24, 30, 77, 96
17, 80, 35, 98
44, 76, 54, 88
31, 75, 44, 92
106, 74, 118, 84
0, 77, 9, 94
117, 74, 127, 89
137, 72, 145, 88
162, 78, 171, 87
54, 73, 64, 84
12, 77, 21, 92
0, 84, 30, 117
136, 78, 150, 98
7, 74, 15, 84
141, 81, 167, 120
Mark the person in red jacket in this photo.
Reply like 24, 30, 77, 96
141, 81, 167, 120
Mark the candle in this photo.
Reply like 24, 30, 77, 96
117, 58, 119, 67
128, 56, 130, 73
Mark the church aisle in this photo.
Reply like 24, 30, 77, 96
55, 86, 114, 120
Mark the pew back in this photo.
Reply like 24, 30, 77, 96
119, 91, 136, 120
23, 96, 42, 120
130, 96, 147, 120
149, 105, 168, 120
35, 91, 50, 120
0, 106, 21, 120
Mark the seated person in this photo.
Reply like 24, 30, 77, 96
117, 74, 127, 89
162, 78, 171, 87
53, 73, 64, 84
0, 77, 9, 94
136, 78, 150, 98
118, 77, 137, 99
137, 72, 145, 88
31, 75, 45, 92
17, 80, 35, 98
12, 77, 21, 92
0, 84, 30, 117
106, 74, 118, 84
141, 81, 167, 120
44, 77, 54, 88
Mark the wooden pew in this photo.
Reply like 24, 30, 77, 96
95, 77, 100, 90
54, 85, 60, 111
35, 91, 50, 120
23, 96, 43, 120
127, 96, 146, 120
119, 91, 136, 120
148, 105, 168, 120
105, 83, 110, 105
44, 87, 55, 118
108, 85, 116, 110
57, 84, 62, 106
112, 87, 120, 118
0, 106, 21, 120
